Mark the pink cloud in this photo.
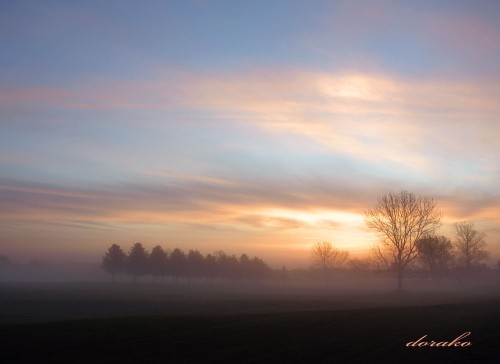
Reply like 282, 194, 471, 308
4, 66, 500, 177
0, 87, 70, 108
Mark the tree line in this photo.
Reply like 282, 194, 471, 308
101, 243, 275, 282
314, 221, 489, 274
365, 191, 491, 291
101, 192, 494, 291
311, 190, 492, 291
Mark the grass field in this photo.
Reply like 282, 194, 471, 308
1, 283, 499, 363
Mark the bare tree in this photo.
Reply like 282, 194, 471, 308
416, 235, 454, 279
454, 221, 489, 269
310, 241, 349, 272
347, 257, 374, 279
364, 190, 441, 291
368, 245, 393, 271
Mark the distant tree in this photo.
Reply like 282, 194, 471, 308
149, 245, 168, 281
215, 251, 239, 280
348, 257, 374, 274
226, 254, 240, 280
248, 256, 272, 280
186, 250, 204, 283
239, 253, 251, 279
367, 245, 393, 271
213, 250, 226, 279
364, 190, 441, 291
275, 266, 289, 281
126, 243, 149, 280
310, 241, 349, 272
416, 235, 454, 279
101, 244, 127, 281
454, 222, 489, 269
169, 248, 187, 284
203, 253, 218, 280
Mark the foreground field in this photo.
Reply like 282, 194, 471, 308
1, 283, 499, 363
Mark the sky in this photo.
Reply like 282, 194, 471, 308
1, 0, 500, 267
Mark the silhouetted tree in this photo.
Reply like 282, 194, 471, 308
126, 243, 149, 280
364, 190, 441, 291
239, 253, 251, 279
368, 245, 393, 271
100, 243, 276, 284
454, 222, 489, 269
149, 245, 168, 281
248, 256, 272, 280
416, 235, 454, 279
275, 266, 289, 281
310, 241, 349, 273
226, 254, 240, 280
101, 244, 126, 281
348, 257, 373, 278
169, 248, 186, 284
215, 251, 239, 280
203, 253, 217, 280
186, 249, 204, 283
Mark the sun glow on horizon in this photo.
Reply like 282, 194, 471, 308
261, 208, 364, 226
1, 1, 500, 265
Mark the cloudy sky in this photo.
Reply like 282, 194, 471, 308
1, 0, 500, 266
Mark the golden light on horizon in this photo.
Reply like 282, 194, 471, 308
2, 0, 500, 267
261, 208, 364, 226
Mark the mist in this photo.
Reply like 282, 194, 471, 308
2, 254, 499, 324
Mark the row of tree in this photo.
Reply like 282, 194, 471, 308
101, 192, 492, 292
101, 243, 274, 282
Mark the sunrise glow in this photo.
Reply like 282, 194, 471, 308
1, 1, 500, 267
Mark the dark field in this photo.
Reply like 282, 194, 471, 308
1, 282, 500, 363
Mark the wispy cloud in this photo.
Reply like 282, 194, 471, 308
3, 1, 500, 264
4, 67, 500, 179
0, 175, 375, 225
